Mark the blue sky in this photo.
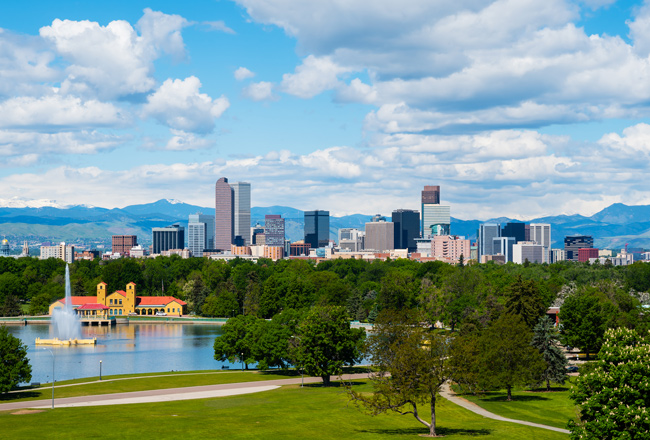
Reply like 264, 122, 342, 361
0, 0, 649, 220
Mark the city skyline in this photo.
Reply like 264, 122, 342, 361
1, 1, 650, 220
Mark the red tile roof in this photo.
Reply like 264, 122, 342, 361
59, 296, 98, 306
136, 296, 187, 306
77, 303, 109, 310
111, 290, 126, 297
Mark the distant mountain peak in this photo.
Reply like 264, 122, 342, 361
0, 197, 66, 209
164, 199, 184, 205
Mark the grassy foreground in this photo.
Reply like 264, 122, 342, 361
1, 370, 302, 403
1, 381, 568, 440
457, 383, 579, 430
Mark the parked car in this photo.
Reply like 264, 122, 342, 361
566, 365, 579, 373
155, 311, 167, 316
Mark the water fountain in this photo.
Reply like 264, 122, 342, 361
36, 265, 96, 346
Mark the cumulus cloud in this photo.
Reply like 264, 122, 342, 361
243, 81, 276, 101
0, 95, 126, 128
0, 129, 124, 155
280, 55, 350, 98
142, 76, 229, 133
39, 8, 189, 99
164, 130, 215, 151
234, 67, 255, 80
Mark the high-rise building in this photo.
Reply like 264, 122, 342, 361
478, 223, 501, 261
512, 242, 544, 264
231, 182, 251, 246
365, 221, 395, 251
421, 185, 450, 237
264, 215, 285, 246
578, 248, 599, 262
152, 224, 185, 254
392, 209, 420, 252
188, 214, 215, 257
215, 177, 234, 251
564, 235, 593, 262
112, 235, 137, 255
493, 236, 515, 262
338, 228, 365, 252
530, 223, 552, 263
304, 210, 330, 249
40, 242, 75, 264
501, 222, 526, 243
431, 235, 470, 263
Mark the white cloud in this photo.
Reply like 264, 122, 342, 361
280, 55, 350, 98
39, 9, 189, 99
234, 67, 255, 81
0, 129, 123, 155
243, 81, 276, 101
204, 21, 236, 34
0, 95, 126, 128
142, 76, 229, 133
164, 130, 215, 151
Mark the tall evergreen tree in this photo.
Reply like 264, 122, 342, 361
504, 276, 545, 328
531, 316, 568, 391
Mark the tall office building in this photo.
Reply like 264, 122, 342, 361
564, 235, 594, 262
152, 224, 184, 254
188, 214, 215, 257
431, 235, 470, 263
264, 215, 285, 246
231, 182, 251, 246
392, 209, 420, 252
493, 236, 515, 262
501, 222, 526, 243
513, 242, 544, 264
421, 185, 450, 237
338, 228, 365, 252
215, 177, 234, 251
365, 221, 395, 251
304, 210, 330, 249
40, 242, 75, 264
112, 235, 137, 255
530, 223, 552, 263
478, 223, 501, 261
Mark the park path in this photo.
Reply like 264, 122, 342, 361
2, 374, 570, 435
0, 374, 368, 412
439, 382, 570, 434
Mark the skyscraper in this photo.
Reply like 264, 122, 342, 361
530, 223, 551, 263
478, 223, 501, 261
304, 210, 330, 249
501, 222, 526, 243
112, 235, 137, 255
152, 224, 184, 254
231, 182, 251, 246
564, 235, 593, 262
264, 215, 285, 246
215, 177, 234, 251
365, 221, 395, 251
188, 213, 215, 257
421, 185, 450, 237
392, 209, 420, 252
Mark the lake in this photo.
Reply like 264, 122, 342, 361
6, 323, 229, 384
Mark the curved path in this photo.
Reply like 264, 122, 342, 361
1, 374, 570, 435
439, 383, 570, 434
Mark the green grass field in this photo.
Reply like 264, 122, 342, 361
1, 381, 569, 439
1, 370, 303, 402
457, 383, 579, 430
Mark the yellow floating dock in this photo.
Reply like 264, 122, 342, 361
35, 337, 97, 346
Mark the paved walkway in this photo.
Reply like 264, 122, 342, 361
439, 382, 570, 434
0, 374, 367, 412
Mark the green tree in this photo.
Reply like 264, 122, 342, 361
504, 276, 545, 328
292, 306, 365, 385
560, 288, 616, 359
252, 308, 304, 370
448, 324, 483, 394
0, 326, 32, 393
349, 310, 451, 437
568, 327, 650, 439
480, 314, 546, 400
531, 316, 567, 391
213, 314, 263, 369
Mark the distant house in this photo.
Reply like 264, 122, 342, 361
49, 282, 187, 317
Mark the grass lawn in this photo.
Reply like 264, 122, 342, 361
1, 381, 569, 439
456, 381, 579, 430
1, 370, 303, 403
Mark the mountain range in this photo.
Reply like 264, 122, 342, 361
0, 199, 649, 251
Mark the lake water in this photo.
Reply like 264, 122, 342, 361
6, 323, 229, 384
